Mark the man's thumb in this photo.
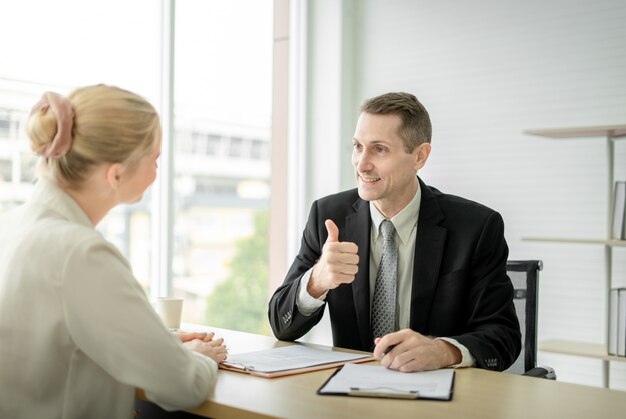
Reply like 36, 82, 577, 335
324, 219, 339, 243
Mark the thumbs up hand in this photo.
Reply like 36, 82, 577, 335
324, 218, 340, 243
308, 219, 359, 298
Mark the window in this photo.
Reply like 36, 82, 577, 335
0, 160, 11, 182
0, 0, 274, 336
228, 137, 244, 158
250, 139, 268, 160
173, 0, 273, 333
0, 113, 11, 138
191, 132, 209, 155
19, 154, 36, 184
0, 0, 161, 292
0, 110, 20, 183
206, 134, 222, 156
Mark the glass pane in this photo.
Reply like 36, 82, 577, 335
0, 95, 37, 213
174, 0, 273, 334
0, 0, 161, 294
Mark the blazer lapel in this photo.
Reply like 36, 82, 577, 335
344, 198, 371, 350
410, 178, 446, 333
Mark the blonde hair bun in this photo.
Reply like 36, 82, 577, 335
27, 107, 59, 154
26, 84, 160, 188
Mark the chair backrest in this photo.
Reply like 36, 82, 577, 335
504, 260, 542, 374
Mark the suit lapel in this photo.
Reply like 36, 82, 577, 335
410, 178, 446, 333
344, 198, 371, 350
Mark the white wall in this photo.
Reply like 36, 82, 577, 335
301, 0, 626, 388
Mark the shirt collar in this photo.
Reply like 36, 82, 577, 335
30, 176, 94, 228
369, 184, 422, 245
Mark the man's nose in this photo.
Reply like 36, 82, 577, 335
355, 150, 373, 172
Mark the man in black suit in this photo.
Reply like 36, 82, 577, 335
268, 92, 520, 372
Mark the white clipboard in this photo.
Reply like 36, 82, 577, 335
317, 363, 455, 400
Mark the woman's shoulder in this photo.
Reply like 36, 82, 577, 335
7, 203, 119, 262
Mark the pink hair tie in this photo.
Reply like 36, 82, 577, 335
31, 92, 74, 158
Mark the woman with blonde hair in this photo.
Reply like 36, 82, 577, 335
0, 85, 226, 419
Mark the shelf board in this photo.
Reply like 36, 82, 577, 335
539, 339, 626, 363
523, 125, 626, 139
522, 237, 626, 247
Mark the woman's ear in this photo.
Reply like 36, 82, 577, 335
415, 143, 431, 171
104, 163, 122, 189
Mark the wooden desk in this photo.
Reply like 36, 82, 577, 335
150, 326, 626, 419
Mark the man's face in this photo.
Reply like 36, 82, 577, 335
351, 112, 430, 218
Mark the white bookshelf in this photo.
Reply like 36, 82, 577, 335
523, 125, 626, 388
522, 237, 626, 247
539, 340, 626, 363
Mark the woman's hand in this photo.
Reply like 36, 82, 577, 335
174, 330, 212, 343
181, 333, 228, 362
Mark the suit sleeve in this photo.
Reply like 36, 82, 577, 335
268, 200, 327, 341
448, 211, 522, 371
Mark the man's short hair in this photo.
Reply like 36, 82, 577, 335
360, 92, 432, 152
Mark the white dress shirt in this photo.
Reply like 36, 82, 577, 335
0, 178, 217, 419
296, 187, 474, 367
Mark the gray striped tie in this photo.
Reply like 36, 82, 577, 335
371, 219, 398, 345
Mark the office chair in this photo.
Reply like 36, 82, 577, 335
504, 260, 556, 379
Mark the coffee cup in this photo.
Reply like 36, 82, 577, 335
156, 297, 184, 330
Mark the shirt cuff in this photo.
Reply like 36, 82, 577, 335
436, 337, 475, 368
295, 268, 327, 316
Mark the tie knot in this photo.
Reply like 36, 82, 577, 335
380, 219, 395, 240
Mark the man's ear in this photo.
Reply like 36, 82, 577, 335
104, 163, 123, 189
415, 143, 431, 171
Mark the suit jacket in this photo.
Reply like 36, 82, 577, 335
268, 177, 521, 371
